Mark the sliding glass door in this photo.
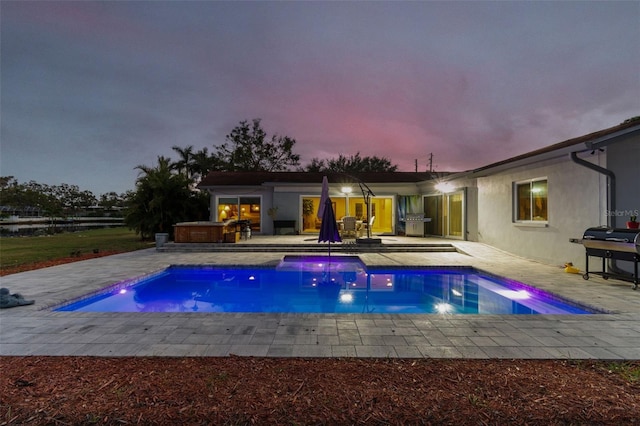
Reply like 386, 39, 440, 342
424, 195, 442, 236
300, 196, 394, 234
444, 191, 464, 239
423, 190, 464, 239
217, 196, 261, 232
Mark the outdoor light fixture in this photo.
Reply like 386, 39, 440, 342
435, 182, 455, 193
342, 186, 353, 216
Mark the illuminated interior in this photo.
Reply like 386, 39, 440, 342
301, 196, 394, 234
217, 197, 261, 232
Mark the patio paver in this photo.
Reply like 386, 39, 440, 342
1, 235, 639, 359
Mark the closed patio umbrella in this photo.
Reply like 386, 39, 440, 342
318, 197, 341, 255
317, 175, 329, 219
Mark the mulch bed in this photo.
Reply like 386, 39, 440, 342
1, 357, 639, 425
0, 251, 124, 277
2, 254, 640, 424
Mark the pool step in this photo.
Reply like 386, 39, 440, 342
157, 242, 459, 253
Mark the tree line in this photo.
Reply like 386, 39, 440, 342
162, 118, 397, 182
2, 119, 398, 239
0, 176, 127, 219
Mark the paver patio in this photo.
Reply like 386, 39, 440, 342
1, 236, 639, 359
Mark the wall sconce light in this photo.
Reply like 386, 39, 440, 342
342, 187, 353, 216
435, 182, 455, 193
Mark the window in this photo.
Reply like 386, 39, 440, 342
514, 178, 548, 222
217, 196, 261, 232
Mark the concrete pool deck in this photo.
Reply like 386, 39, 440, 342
1, 236, 639, 359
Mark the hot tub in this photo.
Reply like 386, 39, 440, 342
173, 221, 237, 243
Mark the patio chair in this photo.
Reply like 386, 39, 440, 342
340, 216, 358, 239
362, 215, 375, 236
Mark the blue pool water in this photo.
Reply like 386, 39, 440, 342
55, 256, 595, 315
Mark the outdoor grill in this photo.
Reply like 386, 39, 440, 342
405, 213, 426, 237
582, 227, 640, 289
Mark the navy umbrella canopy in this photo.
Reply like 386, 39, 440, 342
317, 175, 329, 220
318, 198, 342, 254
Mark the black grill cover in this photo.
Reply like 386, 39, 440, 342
582, 227, 640, 254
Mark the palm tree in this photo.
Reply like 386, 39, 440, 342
171, 145, 195, 180
126, 156, 195, 239
191, 147, 223, 182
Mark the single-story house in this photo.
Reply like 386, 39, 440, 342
197, 171, 436, 236
198, 119, 639, 271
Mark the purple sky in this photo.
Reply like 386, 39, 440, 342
1, 1, 638, 195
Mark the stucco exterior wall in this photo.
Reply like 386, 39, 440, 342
474, 154, 606, 269
606, 135, 640, 275
271, 192, 302, 234
607, 135, 640, 227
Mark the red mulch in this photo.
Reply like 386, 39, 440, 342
1, 357, 639, 425
2, 254, 640, 424
0, 251, 124, 277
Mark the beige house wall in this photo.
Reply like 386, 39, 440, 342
466, 153, 606, 270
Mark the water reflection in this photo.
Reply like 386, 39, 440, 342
56, 263, 593, 315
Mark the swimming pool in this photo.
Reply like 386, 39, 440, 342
55, 256, 595, 315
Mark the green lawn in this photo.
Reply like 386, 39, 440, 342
0, 227, 153, 270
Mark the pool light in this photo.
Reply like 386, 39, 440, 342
340, 292, 354, 303
435, 302, 453, 314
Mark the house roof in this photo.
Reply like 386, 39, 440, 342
198, 171, 436, 188
469, 118, 640, 176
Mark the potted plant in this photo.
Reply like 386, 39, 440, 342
627, 215, 639, 229
302, 199, 315, 230
267, 206, 278, 221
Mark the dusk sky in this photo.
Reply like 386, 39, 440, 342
1, 1, 638, 196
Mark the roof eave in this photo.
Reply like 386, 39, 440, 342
467, 122, 640, 178
585, 125, 640, 150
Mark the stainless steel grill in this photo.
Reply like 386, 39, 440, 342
582, 227, 640, 289
405, 213, 425, 237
